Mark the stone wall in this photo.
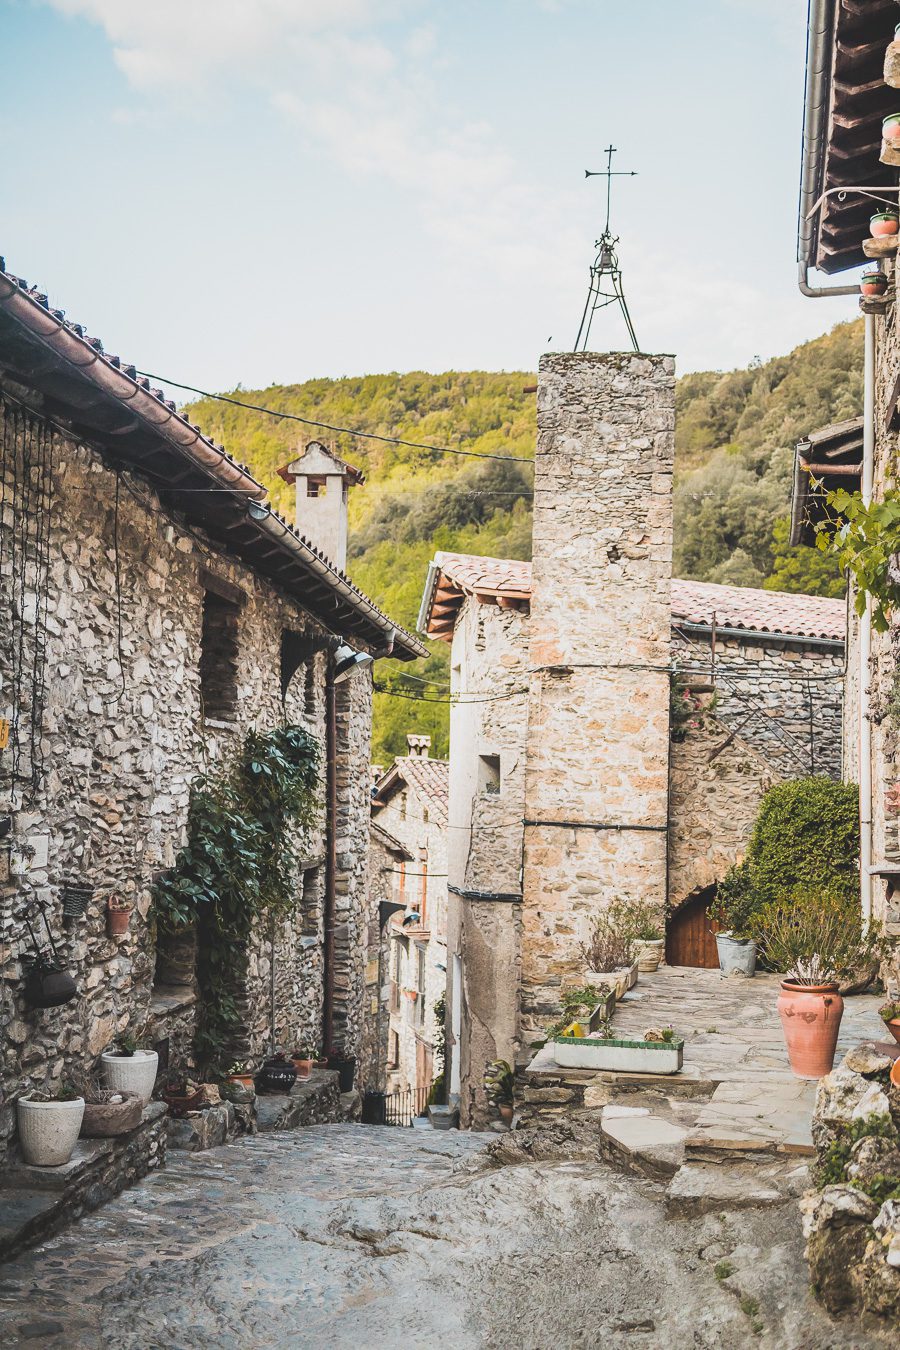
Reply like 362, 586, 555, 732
360, 826, 402, 1091
668, 712, 783, 907
0, 399, 371, 1159
520, 352, 675, 1043
671, 630, 844, 781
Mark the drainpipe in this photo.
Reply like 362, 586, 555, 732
860, 313, 875, 928
322, 658, 338, 1059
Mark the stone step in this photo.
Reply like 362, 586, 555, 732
0, 1188, 59, 1261
256, 1069, 342, 1132
599, 1106, 687, 1180
665, 1159, 810, 1218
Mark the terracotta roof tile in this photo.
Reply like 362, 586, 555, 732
373, 755, 449, 825
420, 552, 845, 643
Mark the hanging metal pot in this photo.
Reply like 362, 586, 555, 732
24, 954, 78, 1009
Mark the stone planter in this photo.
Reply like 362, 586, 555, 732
101, 1049, 159, 1104
428, 1104, 458, 1130
81, 1091, 143, 1138
635, 939, 664, 973
716, 933, 757, 977
577, 962, 638, 1002
554, 1034, 683, 1075
17, 1096, 85, 1166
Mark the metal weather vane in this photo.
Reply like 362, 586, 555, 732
574, 145, 640, 353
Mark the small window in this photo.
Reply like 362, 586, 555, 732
478, 754, 501, 795
307, 476, 327, 498
388, 1030, 399, 1067
200, 590, 240, 721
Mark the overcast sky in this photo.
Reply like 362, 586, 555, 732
3, 0, 860, 393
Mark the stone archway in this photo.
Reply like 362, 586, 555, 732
666, 884, 719, 968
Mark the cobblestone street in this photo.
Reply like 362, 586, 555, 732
0, 1122, 890, 1349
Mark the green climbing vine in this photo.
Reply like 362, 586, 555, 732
816, 487, 900, 631
153, 724, 320, 1073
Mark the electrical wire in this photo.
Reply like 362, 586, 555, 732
135, 370, 534, 465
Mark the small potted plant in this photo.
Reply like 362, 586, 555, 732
627, 902, 666, 973
107, 895, 132, 937
290, 1046, 314, 1082
861, 267, 889, 298
579, 900, 638, 999
709, 867, 757, 977
80, 1080, 143, 1138
869, 207, 899, 237
17, 1083, 85, 1166
101, 1030, 158, 1103
879, 999, 900, 1045
226, 1062, 256, 1090
483, 1058, 515, 1125
160, 1071, 203, 1118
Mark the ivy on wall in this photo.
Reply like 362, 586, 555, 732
153, 724, 320, 1073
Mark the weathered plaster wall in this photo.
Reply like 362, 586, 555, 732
446, 597, 528, 1126
671, 630, 844, 781
0, 401, 371, 1158
360, 825, 404, 1091
520, 352, 675, 1044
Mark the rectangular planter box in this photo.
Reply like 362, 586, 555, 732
553, 1035, 683, 1074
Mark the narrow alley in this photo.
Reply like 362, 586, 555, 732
0, 1122, 887, 1349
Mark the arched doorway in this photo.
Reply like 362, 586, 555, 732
667, 884, 720, 968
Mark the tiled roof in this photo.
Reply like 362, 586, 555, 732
670, 578, 845, 641
0, 256, 425, 660
372, 755, 449, 826
419, 552, 846, 644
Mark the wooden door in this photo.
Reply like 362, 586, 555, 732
667, 887, 720, 968
416, 1040, 433, 1099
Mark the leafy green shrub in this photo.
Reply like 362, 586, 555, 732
709, 862, 758, 939
743, 778, 859, 911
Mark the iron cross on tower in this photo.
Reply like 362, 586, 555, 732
574, 144, 640, 353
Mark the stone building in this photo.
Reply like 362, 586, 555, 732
796, 0, 900, 973
0, 258, 425, 1162
360, 818, 412, 1091
418, 352, 846, 1126
369, 737, 449, 1104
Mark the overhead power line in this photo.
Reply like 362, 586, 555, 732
135, 370, 534, 465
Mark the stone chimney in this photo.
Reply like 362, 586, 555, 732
520, 351, 675, 1036
277, 440, 364, 571
406, 734, 431, 758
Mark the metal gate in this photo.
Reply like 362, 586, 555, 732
383, 1086, 430, 1126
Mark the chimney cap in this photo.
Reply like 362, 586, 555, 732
277, 440, 365, 486
406, 734, 431, 757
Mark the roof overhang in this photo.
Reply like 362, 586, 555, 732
799, 0, 899, 276
0, 262, 425, 660
790, 415, 863, 545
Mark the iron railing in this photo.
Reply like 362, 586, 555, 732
382, 1085, 430, 1127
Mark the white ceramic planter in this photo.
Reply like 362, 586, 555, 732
101, 1049, 158, 1104
17, 1097, 85, 1166
553, 1035, 683, 1074
635, 939, 664, 973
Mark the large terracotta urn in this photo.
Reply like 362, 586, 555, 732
777, 981, 844, 1078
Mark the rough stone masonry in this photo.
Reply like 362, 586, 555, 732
520, 351, 675, 1041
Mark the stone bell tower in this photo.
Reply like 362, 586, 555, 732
519, 351, 675, 1039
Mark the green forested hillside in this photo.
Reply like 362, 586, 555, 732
185, 321, 862, 762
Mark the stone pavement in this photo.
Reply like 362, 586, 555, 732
0, 1122, 891, 1348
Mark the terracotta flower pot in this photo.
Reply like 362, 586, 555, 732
107, 904, 131, 937
861, 269, 888, 297
228, 1074, 255, 1090
80, 1091, 143, 1138
869, 211, 899, 238
777, 981, 844, 1078
883, 115, 900, 142
499, 1103, 513, 1124
883, 1017, 900, 1046
291, 1056, 313, 1082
